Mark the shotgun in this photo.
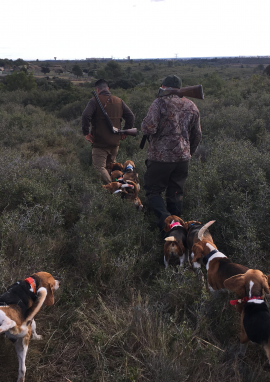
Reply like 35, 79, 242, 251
92, 90, 137, 137
140, 85, 204, 149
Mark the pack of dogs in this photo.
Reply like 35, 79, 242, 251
163, 215, 270, 365
103, 160, 143, 211
2, 214, 270, 380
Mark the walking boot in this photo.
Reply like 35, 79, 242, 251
166, 193, 183, 217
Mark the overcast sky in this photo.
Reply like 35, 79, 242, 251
1, 0, 270, 61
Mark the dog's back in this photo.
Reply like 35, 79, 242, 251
244, 302, 270, 345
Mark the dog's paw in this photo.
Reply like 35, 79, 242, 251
32, 333, 43, 340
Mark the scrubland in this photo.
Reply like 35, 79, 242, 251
1, 59, 270, 381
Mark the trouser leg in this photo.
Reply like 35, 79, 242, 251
92, 147, 112, 184
165, 160, 189, 217
147, 194, 171, 230
106, 146, 119, 171
144, 160, 172, 230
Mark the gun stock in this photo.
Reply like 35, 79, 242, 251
178, 85, 204, 100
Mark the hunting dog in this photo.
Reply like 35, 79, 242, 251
103, 180, 143, 210
185, 220, 214, 254
224, 269, 270, 360
0, 272, 60, 382
122, 160, 140, 189
191, 221, 249, 291
163, 216, 187, 268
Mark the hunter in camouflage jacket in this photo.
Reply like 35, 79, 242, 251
141, 92, 202, 162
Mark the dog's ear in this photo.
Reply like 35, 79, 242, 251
32, 272, 56, 306
191, 243, 204, 263
224, 274, 246, 296
262, 274, 270, 294
164, 216, 172, 232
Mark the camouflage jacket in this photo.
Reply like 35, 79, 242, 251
141, 93, 201, 162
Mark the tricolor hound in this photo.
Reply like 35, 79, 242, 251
224, 269, 270, 360
163, 216, 187, 268
0, 272, 60, 382
191, 221, 249, 291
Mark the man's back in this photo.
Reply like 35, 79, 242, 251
141, 94, 201, 162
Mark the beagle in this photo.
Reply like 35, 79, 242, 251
111, 170, 124, 183
103, 180, 143, 210
185, 220, 214, 253
108, 162, 124, 172
191, 221, 249, 291
224, 269, 270, 361
163, 216, 187, 269
122, 160, 140, 189
0, 272, 59, 382
121, 180, 143, 211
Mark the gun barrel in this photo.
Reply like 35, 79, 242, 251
121, 128, 137, 137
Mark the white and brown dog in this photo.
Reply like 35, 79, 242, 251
122, 160, 140, 189
0, 272, 60, 382
163, 216, 187, 269
191, 221, 249, 291
224, 269, 270, 360
103, 180, 143, 210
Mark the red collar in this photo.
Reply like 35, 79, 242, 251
230, 296, 263, 306
169, 222, 182, 230
25, 277, 37, 294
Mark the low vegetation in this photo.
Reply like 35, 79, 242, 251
1, 57, 270, 381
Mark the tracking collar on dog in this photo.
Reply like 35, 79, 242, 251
202, 249, 218, 265
25, 277, 37, 294
125, 164, 133, 172
230, 296, 263, 306
169, 222, 182, 230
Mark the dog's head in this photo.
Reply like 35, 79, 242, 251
32, 272, 60, 306
103, 182, 122, 194
111, 170, 123, 182
183, 220, 202, 231
191, 240, 217, 265
224, 269, 270, 298
108, 162, 124, 172
164, 215, 186, 232
123, 160, 135, 172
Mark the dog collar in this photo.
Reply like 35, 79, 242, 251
126, 164, 133, 171
25, 277, 37, 294
202, 249, 218, 265
230, 296, 263, 306
114, 177, 123, 182
169, 222, 182, 230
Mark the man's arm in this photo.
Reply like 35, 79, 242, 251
141, 100, 161, 136
189, 110, 202, 156
81, 98, 97, 136
122, 101, 135, 130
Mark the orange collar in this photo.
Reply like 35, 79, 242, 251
25, 277, 37, 294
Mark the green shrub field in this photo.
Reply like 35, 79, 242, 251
1, 58, 270, 381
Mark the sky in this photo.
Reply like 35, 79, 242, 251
1, 0, 270, 61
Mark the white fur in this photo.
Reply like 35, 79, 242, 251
164, 256, 169, 269
191, 252, 201, 269
206, 252, 227, 271
249, 280, 254, 298
0, 310, 16, 333
247, 299, 264, 304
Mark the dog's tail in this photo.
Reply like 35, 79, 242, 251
198, 220, 215, 240
24, 287, 47, 325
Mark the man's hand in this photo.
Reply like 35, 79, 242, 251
85, 133, 93, 143
120, 134, 127, 140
